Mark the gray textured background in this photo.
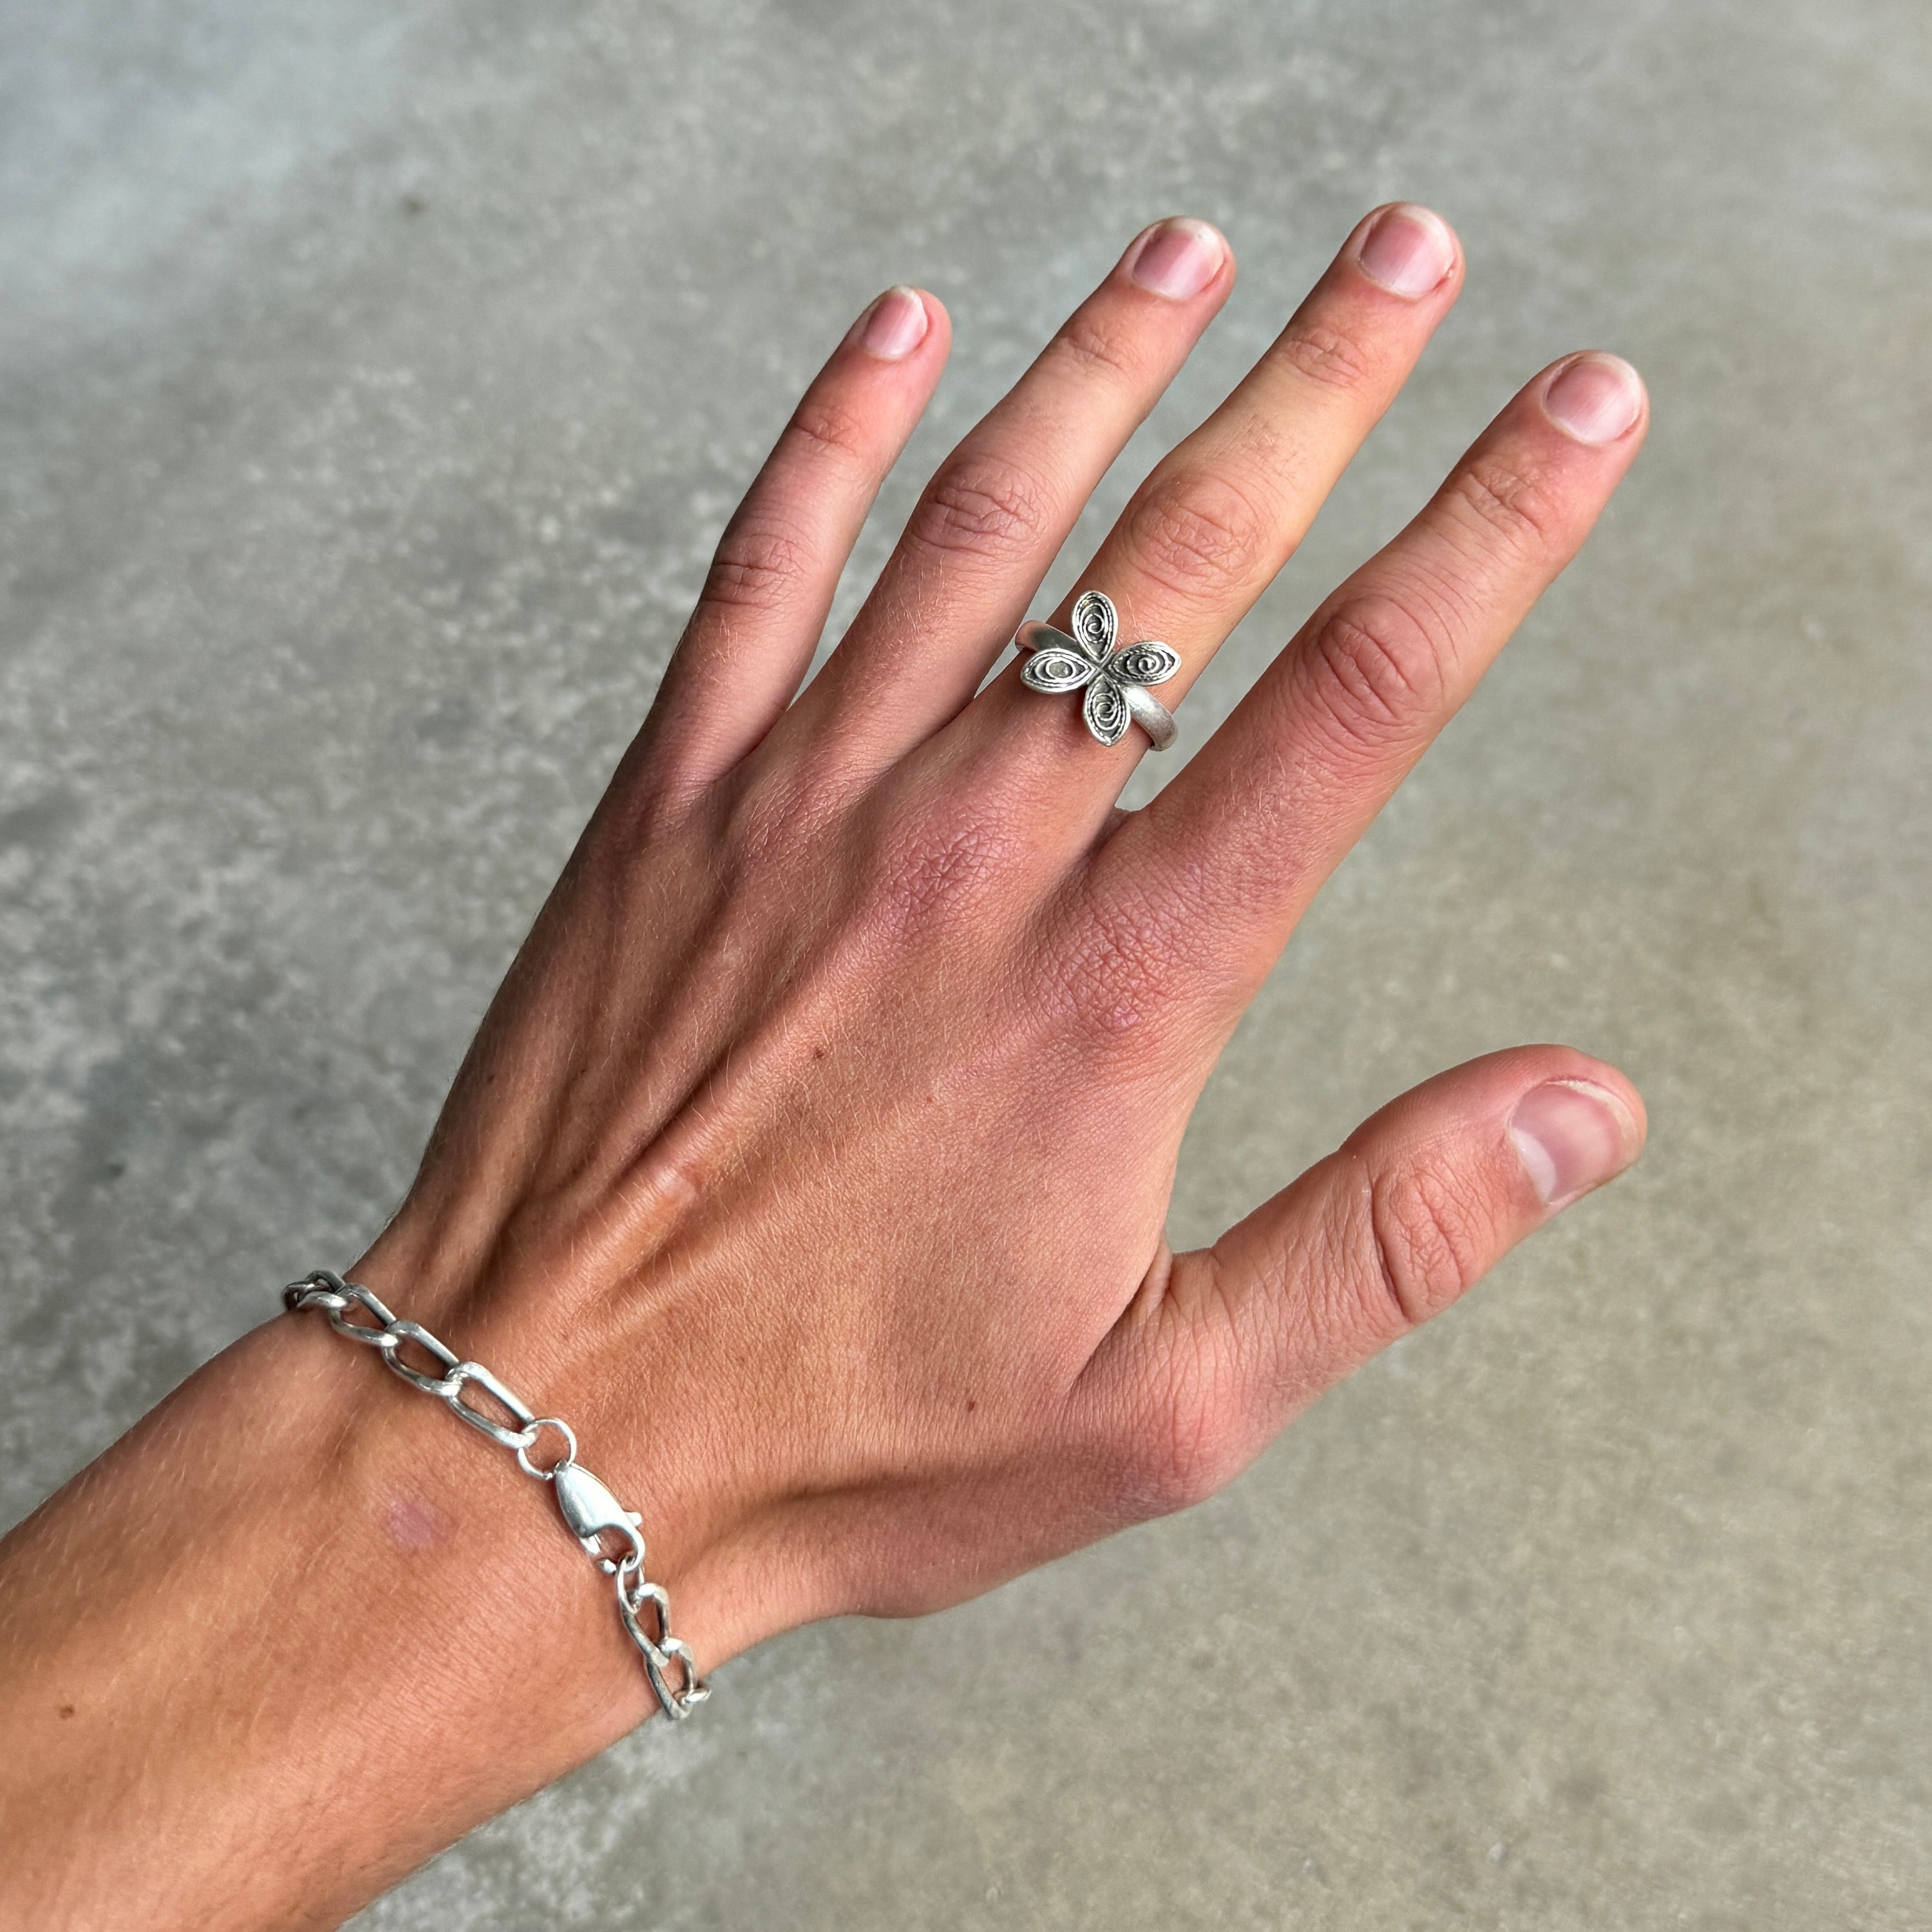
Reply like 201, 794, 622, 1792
4, 1, 1929, 1925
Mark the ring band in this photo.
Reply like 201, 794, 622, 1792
1120, 681, 1178, 752
1016, 592, 1180, 751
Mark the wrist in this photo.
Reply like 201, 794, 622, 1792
289, 1264, 724, 1721
0, 1309, 660, 1931
350, 1213, 823, 1671
273, 1301, 668, 1743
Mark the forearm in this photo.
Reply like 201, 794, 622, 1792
0, 1312, 654, 1931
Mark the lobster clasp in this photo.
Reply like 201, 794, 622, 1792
551, 1459, 646, 1575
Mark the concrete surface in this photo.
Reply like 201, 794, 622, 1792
3, 0, 1929, 1924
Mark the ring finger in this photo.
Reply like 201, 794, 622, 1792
945, 203, 1464, 815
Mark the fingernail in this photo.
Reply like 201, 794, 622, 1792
1126, 218, 1226, 300
1354, 204, 1457, 298
857, 286, 929, 360
1509, 1080, 1638, 1208
1542, 353, 1645, 444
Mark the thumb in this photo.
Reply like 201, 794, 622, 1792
1078, 1047, 1644, 1515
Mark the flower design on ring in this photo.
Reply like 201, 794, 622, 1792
1019, 591, 1180, 747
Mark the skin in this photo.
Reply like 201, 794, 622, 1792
0, 205, 1648, 1929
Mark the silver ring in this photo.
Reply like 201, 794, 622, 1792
1016, 591, 1179, 750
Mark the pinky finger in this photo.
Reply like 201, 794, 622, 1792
641, 286, 951, 788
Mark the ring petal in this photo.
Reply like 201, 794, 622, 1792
1105, 641, 1180, 688
1021, 647, 1098, 693
1083, 676, 1132, 746
1069, 590, 1118, 662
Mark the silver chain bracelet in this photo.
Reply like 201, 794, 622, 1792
283, 1269, 709, 1721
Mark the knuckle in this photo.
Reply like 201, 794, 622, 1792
1446, 458, 1562, 554
1362, 1153, 1489, 1331
1036, 878, 1200, 1056
697, 515, 817, 618
593, 761, 706, 857
717, 761, 846, 875
1126, 1329, 1250, 1517
865, 795, 1020, 934
1300, 593, 1452, 755
784, 393, 875, 466
1122, 469, 1270, 601
904, 453, 1053, 569
1043, 310, 1143, 387
1271, 319, 1378, 395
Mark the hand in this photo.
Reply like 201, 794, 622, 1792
0, 205, 1647, 1929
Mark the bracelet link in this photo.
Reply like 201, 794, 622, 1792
440, 1359, 538, 1450
380, 1320, 462, 1394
